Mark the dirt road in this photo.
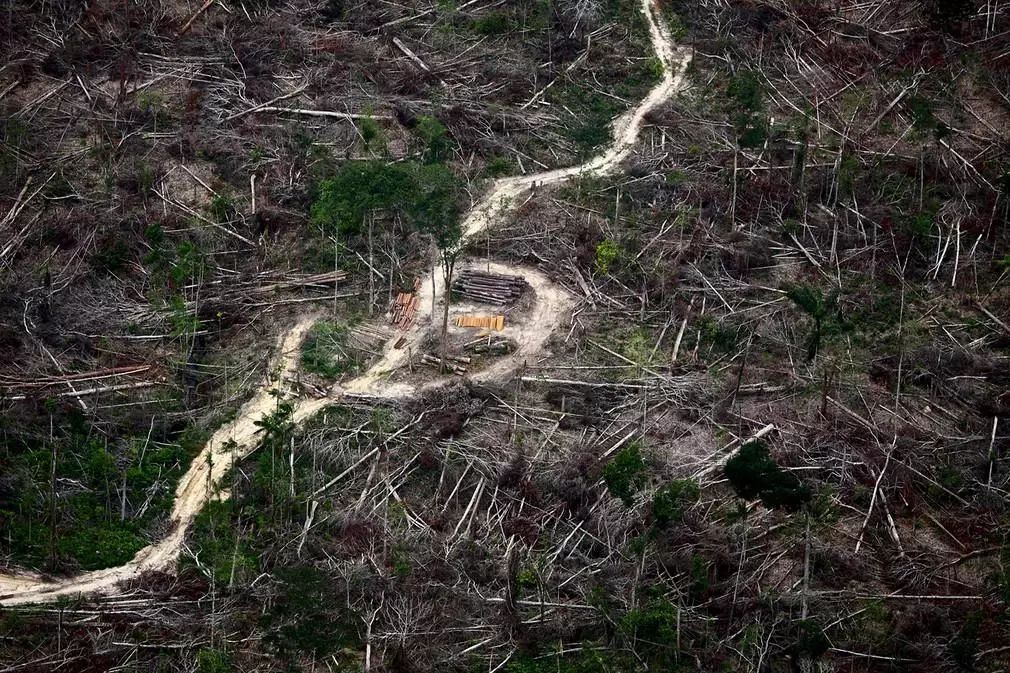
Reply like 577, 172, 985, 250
0, 0, 691, 607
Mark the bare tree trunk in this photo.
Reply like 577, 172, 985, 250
440, 256, 455, 374
333, 232, 339, 316
801, 511, 811, 620
368, 212, 375, 317
48, 438, 58, 569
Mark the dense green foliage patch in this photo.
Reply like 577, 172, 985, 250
0, 407, 202, 570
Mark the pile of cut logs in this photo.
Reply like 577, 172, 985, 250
249, 270, 348, 294
453, 269, 528, 304
464, 336, 513, 355
389, 278, 422, 328
348, 324, 389, 354
421, 353, 470, 375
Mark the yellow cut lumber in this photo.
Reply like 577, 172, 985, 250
455, 315, 505, 331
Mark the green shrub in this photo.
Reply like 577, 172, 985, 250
698, 316, 739, 353
666, 10, 687, 38
625, 57, 664, 89
196, 648, 231, 673
170, 239, 206, 286
724, 441, 810, 512
787, 284, 838, 360
594, 239, 620, 275
209, 194, 234, 222
91, 238, 130, 274
473, 10, 510, 35
301, 320, 358, 379
792, 620, 830, 660
506, 649, 635, 673
485, 155, 514, 177
837, 153, 861, 197
169, 295, 200, 338
59, 525, 145, 571
137, 164, 155, 193
261, 565, 361, 661
903, 210, 934, 237
189, 499, 257, 584
690, 553, 709, 598
602, 444, 646, 507
615, 327, 656, 377
414, 115, 450, 163
728, 70, 763, 112
358, 114, 384, 152
0, 408, 198, 571
549, 82, 625, 157
727, 70, 767, 148
651, 479, 699, 528
620, 597, 679, 666
949, 611, 982, 671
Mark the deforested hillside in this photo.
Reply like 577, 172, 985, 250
0, 0, 658, 575
2, 0, 1010, 672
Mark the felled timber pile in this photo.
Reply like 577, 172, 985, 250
455, 314, 505, 331
348, 324, 390, 354
249, 270, 349, 294
453, 269, 528, 304
389, 278, 422, 328
421, 353, 470, 375
201, 270, 351, 306
464, 336, 513, 355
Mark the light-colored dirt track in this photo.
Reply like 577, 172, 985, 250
0, 0, 691, 607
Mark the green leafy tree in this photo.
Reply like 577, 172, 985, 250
312, 160, 414, 314
311, 160, 412, 236
312, 158, 463, 366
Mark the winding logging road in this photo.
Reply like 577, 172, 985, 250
0, 0, 692, 607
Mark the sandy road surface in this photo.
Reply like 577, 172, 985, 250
0, 0, 691, 607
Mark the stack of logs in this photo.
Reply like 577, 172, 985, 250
421, 353, 470, 375
348, 323, 389, 354
250, 270, 349, 294
453, 269, 528, 304
464, 336, 512, 355
389, 278, 422, 328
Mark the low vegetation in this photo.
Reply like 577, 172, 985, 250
2, 0, 1010, 672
